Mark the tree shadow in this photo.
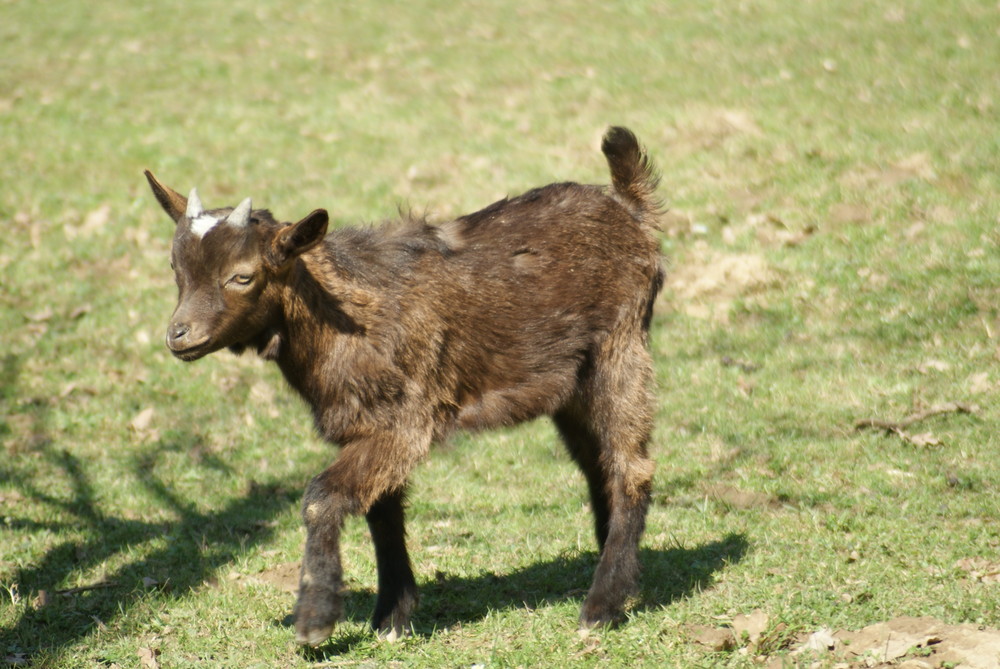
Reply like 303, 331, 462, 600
302, 533, 749, 657
0, 436, 304, 663
3, 424, 747, 662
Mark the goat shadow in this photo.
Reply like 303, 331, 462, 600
300, 533, 749, 656
1, 406, 746, 661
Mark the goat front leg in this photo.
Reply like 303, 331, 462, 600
293, 482, 354, 647
293, 433, 427, 646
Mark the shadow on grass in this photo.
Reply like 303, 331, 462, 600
0, 437, 303, 663
302, 533, 748, 657
2, 430, 747, 661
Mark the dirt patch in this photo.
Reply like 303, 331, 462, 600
664, 108, 762, 153
839, 152, 937, 191
252, 561, 301, 593
955, 557, 1000, 584
688, 613, 1000, 668
701, 483, 780, 510
665, 244, 779, 322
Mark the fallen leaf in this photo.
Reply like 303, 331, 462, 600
955, 557, 1000, 584
794, 627, 838, 654
917, 359, 951, 374
783, 617, 1000, 668
969, 372, 992, 394
25, 307, 54, 323
732, 609, 769, 648
137, 647, 160, 669
687, 624, 736, 651
130, 408, 155, 433
836, 617, 944, 663
907, 431, 942, 447
81, 204, 111, 235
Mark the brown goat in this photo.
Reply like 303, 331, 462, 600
145, 126, 664, 646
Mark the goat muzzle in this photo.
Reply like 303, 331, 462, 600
165, 322, 211, 360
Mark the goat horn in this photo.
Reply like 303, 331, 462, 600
186, 188, 204, 219
227, 198, 252, 227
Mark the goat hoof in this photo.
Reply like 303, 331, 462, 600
295, 623, 335, 647
579, 602, 622, 630
293, 587, 343, 646
377, 626, 408, 643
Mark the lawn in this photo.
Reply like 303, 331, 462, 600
2, 0, 999, 667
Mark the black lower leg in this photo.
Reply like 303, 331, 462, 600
580, 485, 650, 627
553, 410, 612, 550
366, 488, 418, 637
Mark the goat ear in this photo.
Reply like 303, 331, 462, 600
144, 170, 188, 223
270, 209, 329, 268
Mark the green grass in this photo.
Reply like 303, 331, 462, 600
2, 0, 999, 666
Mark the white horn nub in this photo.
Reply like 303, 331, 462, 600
186, 188, 204, 219
226, 198, 252, 227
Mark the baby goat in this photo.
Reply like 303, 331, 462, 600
146, 126, 664, 646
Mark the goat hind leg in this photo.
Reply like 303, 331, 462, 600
554, 408, 611, 551
578, 348, 655, 627
366, 488, 418, 639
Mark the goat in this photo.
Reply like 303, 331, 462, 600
145, 126, 664, 646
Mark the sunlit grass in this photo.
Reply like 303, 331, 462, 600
2, 0, 999, 666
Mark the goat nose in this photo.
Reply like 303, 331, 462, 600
167, 323, 190, 343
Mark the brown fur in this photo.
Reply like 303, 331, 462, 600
145, 126, 665, 646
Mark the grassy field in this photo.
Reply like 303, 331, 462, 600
2, 0, 999, 666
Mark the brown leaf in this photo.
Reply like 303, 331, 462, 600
785, 617, 1000, 668
81, 204, 111, 235
130, 408, 155, 433
137, 647, 160, 669
836, 617, 944, 663
732, 609, 769, 648
25, 307, 54, 323
955, 557, 1000, 584
794, 627, 838, 654
917, 359, 951, 374
969, 372, 992, 394
906, 431, 942, 448
687, 624, 736, 651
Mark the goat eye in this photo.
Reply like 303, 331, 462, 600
230, 273, 254, 286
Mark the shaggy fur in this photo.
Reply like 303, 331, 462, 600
145, 126, 665, 646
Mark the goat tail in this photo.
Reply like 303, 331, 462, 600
601, 126, 664, 223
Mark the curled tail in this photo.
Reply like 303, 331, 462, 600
601, 126, 663, 223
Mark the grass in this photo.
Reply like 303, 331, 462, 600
2, 0, 999, 666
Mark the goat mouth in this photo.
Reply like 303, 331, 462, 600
167, 340, 214, 361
